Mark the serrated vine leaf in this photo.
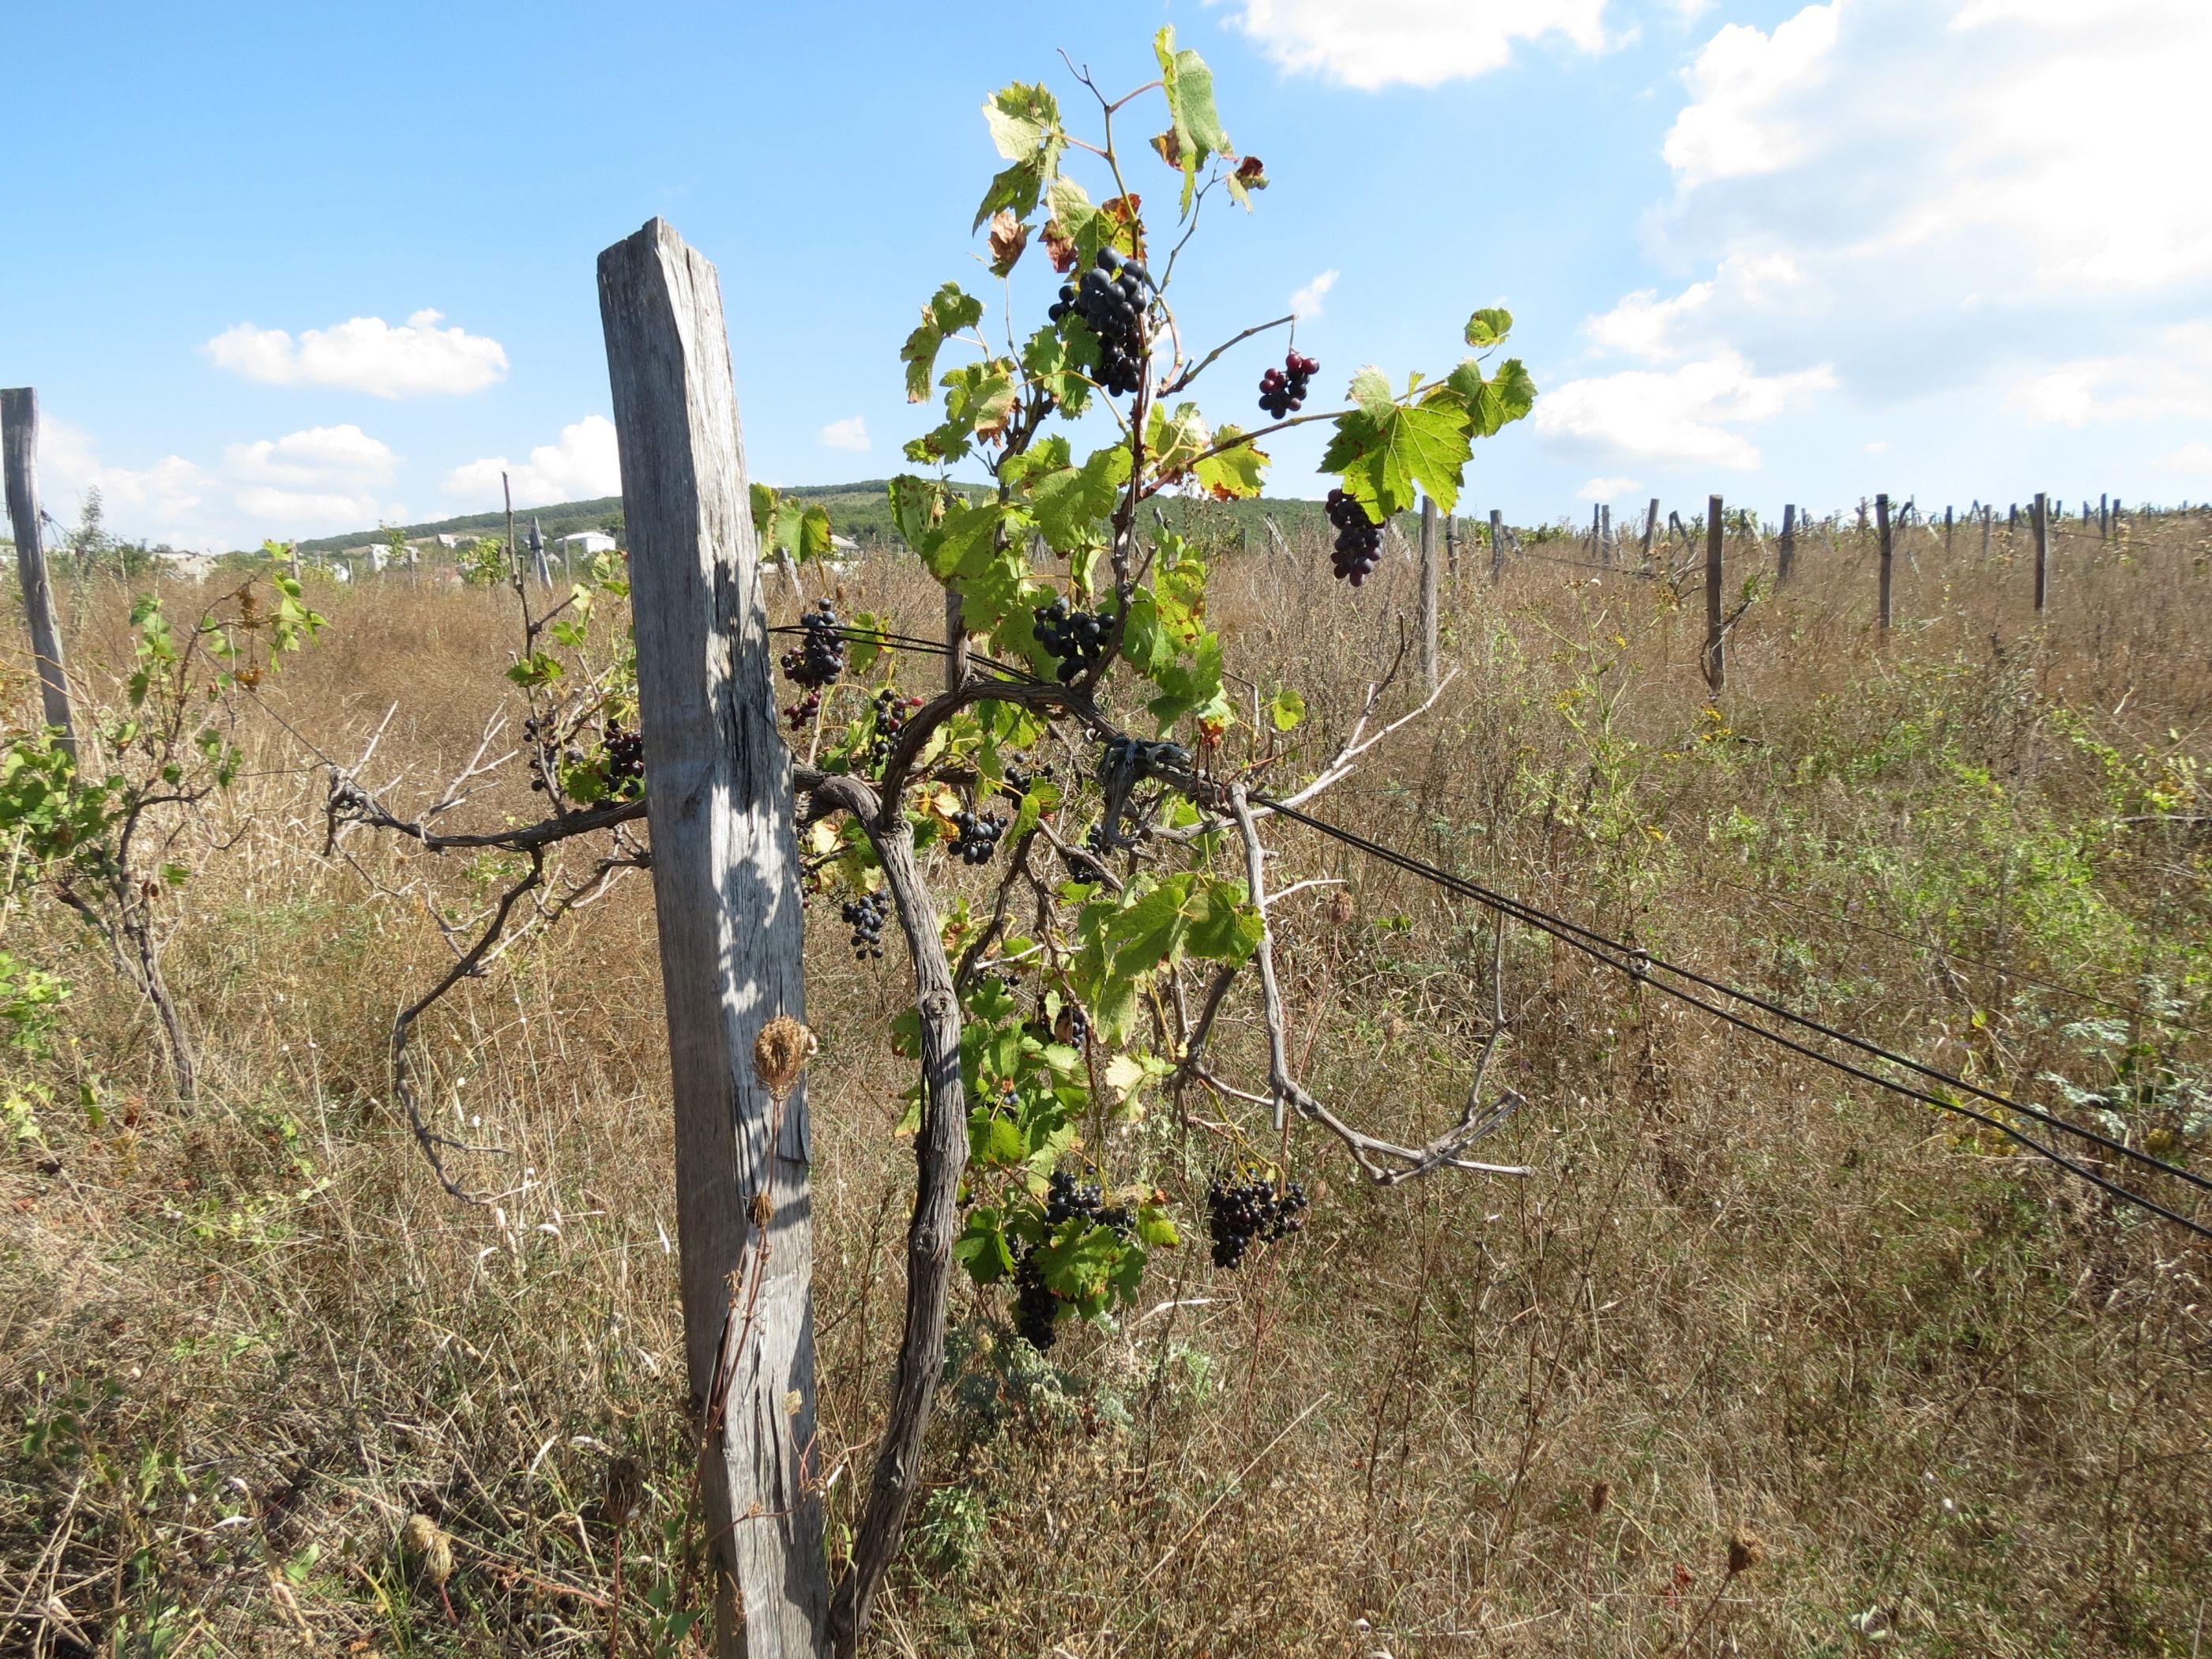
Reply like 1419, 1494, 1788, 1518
1444, 356, 1538, 438
886, 475, 950, 547
987, 209, 1030, 276
1465, 307, 1514, 347
1025, 443, 1131, 553
1145, 401, 1212, 484
1194, 428, 1268, 500
1347, 365, 1395, 416
1321, 398, 1474, 519
1154, 26, 1229, 215
901, 283, 985, 402
974, 82, 1066, 232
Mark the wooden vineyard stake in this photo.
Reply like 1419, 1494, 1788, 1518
2033, 491, 2050, 612
1703, 495, 1725, 693
1419, 495, 1439, 695
1, 388, 77, 759
1778, 503, 1797, 585
1876, 492, 1894, 632
596, 217, 830, 1656
1489, 508, 1504, 584
1642, 496, 1659, 568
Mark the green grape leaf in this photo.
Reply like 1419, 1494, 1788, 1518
1347, 365, 1396, 416
1193, 427, 1267, 500
1145, 401, 1212, 484
1135, 1203, 1180, 1249
1025, 442, 1132, 553
1154, 26, 1230, 215
1320, 398, 1474, 519
953, 1207, 1014, 1285
973, 84, 1066, 231
1465, 307, 1514, 348
1046, 175, 1106, 270
1104, 876, 1193, 980
1267, 686, 1306, 731
1443, 356, 1537, 438
918, 498, 1009, 582
1185, 877, 1262, 962
938, 359, 1019, 450
887, 475, 950, 548
900, 283, 986, 403
1020, 324, 1093, 418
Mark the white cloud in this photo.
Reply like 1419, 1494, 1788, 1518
1212, 0, 1609, 89
2007, 323, 2212, 429
224, 423, 397, 485
446, 416, 621, 509
1583, 0, 2212, 461
1864, 440, 1888, 454
1290, 269, 1338, 320
205, 309, 508, 398
817, 416, 871, 453
1536, 350, 1834, 469
40, 419, 404, 548
2154, 442, 2212, 479
1576, 476, 1642, 501
1661, 4, 1841, 186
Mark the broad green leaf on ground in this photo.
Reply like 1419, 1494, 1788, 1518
1320, 397, 1475, 519
901, 284, 986, 402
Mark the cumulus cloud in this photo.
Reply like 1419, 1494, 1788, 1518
446, 416, 621, 509
1290, 269, 1339, 320
2154, 442, 2212, 479
1568, 0, 2212, 468
817, 416, 871, 453
2007, 323, 2212, 429
1576, 476, 1642, 501
224, 423, 397, 485
1536, 351, 1834, 470
205, 309, 508, 398
1211, 0, 1608, 90
40, 419, 404, 548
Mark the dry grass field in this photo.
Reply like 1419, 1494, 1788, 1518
3, 507, 2209, 1656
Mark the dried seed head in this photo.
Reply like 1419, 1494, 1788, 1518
603, 1456, 643, 1531
1727, 1527, 1765, 1575
1327, 890, 1356, 927
401, 1514, 453, 1586
1589, 1479, 1612, 1518
751, 1015, 816, 1100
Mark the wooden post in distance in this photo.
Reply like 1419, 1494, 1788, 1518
2033, 491, 2049, 612
1875, 493, 1894, 631
1702, 495, 1725, 693
2, 389, 77, 758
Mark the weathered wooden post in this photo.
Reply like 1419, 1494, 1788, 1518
1599, 502, 1614, 566
597, 217, 829, 1657
1418, 495, 1439, 695
1944, 504, 1954, 553
1642, 497, 1659, 567
2, 389, 77, 758
1875, 492, 1894, 631
1980, 505, 1992, 566
1443, 510, 1458, 584
2098, 492, 2109, 540
1703, 494, 1725, 693
1778, 503, 1797, 585
1488, 508, 1504, 584
2033, 491, 2049, 612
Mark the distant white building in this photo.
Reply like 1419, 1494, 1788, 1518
558, 531, 616, 558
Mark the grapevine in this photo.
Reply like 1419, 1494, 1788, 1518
1258, 348, 1317, 419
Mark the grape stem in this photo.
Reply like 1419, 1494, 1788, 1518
1159, 312, 1296, 396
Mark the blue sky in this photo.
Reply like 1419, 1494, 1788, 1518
9, 0, 2210, 550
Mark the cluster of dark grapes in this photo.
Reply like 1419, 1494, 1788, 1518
781, 600, 847, 687
1325, 488, 1384, 585
950, 810, 1006, 866
1049, 247, 1150, 397
1258, 349, 1319, 419
1003, 761, 1052, 797
1205, 1174, 1308, 1270
1045, 1168, 1132, 1235
1053, 1001, 1089, 1051
840, 890, 888, 961
867, 688, 924, 769
1033, 598, 1110, 684
1008, 1171, 1137, 1352
601, 723, 644, 793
